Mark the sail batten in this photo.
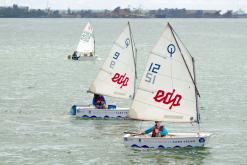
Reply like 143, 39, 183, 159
150, 52, 168, 59
113, 42, 126, 49
129, 23, 198, 123
89, 23, 137, 99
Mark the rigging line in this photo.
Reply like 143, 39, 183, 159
168, 23, 200, 97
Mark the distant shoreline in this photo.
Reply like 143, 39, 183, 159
1, 4, 246, 18
0, 17, 246, 19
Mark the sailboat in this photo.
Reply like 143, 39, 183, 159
71, 22, 137, 119
123, 23, 212, 148
68, 22, 96, 60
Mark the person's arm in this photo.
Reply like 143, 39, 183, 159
92, 97, 96, 105
160, 127, 168, 136
101, 96, 106, 104
144, 126, 154, 134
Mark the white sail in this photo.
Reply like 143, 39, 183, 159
89, 23, 137, 99
128, 23, 199, 123
76, 22, 95, 55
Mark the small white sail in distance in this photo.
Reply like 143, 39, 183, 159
76, 22, 95, 54
128, 23, 200, 123
88, 22, 137, 99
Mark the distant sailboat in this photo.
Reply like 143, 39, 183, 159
123, 23, 212, 148
71, 22, 137, 119
68, 22, 96, 60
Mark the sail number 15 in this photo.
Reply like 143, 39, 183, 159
145, 63, 161, 84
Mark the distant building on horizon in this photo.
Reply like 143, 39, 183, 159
0, 4, 245, 18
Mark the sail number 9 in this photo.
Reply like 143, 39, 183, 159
109, 38, 129, 69
145, 63, 161, 84
110, 52, 120, 69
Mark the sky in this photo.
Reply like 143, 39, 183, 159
1, 0, 247, 11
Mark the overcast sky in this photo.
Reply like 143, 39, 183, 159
1, 0, 247, 11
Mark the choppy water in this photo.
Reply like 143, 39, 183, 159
0, 18, 247, 165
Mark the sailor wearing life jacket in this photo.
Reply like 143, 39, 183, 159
92, 94, 106, 109
72, 51, 79, 60
143, 121, 168, 137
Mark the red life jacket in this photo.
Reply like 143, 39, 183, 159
151, 125, 164, 137
96, 97, 101, 104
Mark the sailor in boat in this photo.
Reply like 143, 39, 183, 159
92, 94, 107, 109
142, 121, 168, 137
72, 51, 79, 60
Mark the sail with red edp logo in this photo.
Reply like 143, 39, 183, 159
111, 73, 129, 88
128, 23, 200, 123
88, 22, 137, 99
153, 89, 182, 110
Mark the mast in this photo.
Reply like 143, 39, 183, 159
128, 22, 137, 99
46, 0, 49, 9
89, 21, 95, 56
93, 29, 96, 56
192, 57, 200, 124
168, 23, 200, 97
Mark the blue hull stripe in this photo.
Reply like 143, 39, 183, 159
129, 144, 189, 149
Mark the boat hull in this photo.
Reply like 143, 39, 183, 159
123, 132, 212, 149
71, 105, 129, 119
75, 55, 97, 61
67, 54, 97, 61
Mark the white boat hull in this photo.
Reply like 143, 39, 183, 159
68, 55, 97, 61
71, 105, 129, 119
123, 132, 212, 149
76, 55, 97, 61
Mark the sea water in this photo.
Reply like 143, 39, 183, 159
0, 18, 246, 164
